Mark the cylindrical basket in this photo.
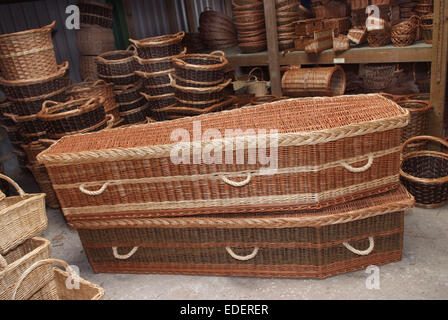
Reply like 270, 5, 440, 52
119, 103, 150, 125
398, 99, 432, 142
134, 48, 186, 73
170, 74, 231, 104
95, 46, 137, 77
400, 136, 448, 208
8, 87, 68, 116
140, 92, 177, 109
118, 96, 147, 113
114, 81, 143, 104
281, 65, 346, 97
0, 21, 57, 80
3, 113, 48, 136
129, 31, 185, 59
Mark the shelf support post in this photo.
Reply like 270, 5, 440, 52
263, 0, 282, 96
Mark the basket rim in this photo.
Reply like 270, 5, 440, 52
114, 81, 143, 94
37, 97, 105, 121
96, 47, 136, 65
400, 150, 448, 184
134, 69, 174, 79
134, 48, 187, 65
140, 92, 175, 101
0, 61, 69, 87
170, 75, 231, 93
0, 21, 55, 41
129, 31, 185, 48
7, 86, 67, 103
398, 99, 432, 113
66, 79, 113, 96
171, 73, 225, 86
173, 52, 228, 71
119, 103, 148, 116
47, 115, 112, 139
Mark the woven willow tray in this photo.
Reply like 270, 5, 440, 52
75, 186, 414, 278
37, 94, 409, 221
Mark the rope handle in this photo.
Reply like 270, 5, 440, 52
175, 31, 186, 39
401, 135, 448, 155
2, 113, 18, 123
0, 173, 26, 196
38, 139, 57, 147
343, 237, 375, 256
248, 67, 264, 81
339, 154, 374, 173
12, 258, 76, 300
210, 50, 226, 57
126, 44, 137, 52
220, 172, 252, 187
79, 182, 110, 196
226, 247, 259, 261
0, 253, 7, 269
59, 61, 69, 73
41, 100, 60, 110
92, 79, 107, 87
112, 247, 138, 260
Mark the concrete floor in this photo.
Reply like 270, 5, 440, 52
10, 169, 448, 300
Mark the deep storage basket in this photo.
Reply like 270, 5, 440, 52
98, 72, 139, 86
282, 66, 346, 97
400, 136, 448, 208
0, 238, 51, 300
37, 97, 106, 138
129, 31, 185, 59
13, 258, 104, 300
76, 24, 115, 56
398, 99, 432, 143
96, 46, 137, 77
0, 174, 47, 254
0, 21, 57, 80
3, 113, 48, 135
173, 51, 228, 84
0, 62, 70, 100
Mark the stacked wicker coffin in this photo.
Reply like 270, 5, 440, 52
77, 0, 115, 80
38, 94, 415, 278
0, 173, 104, 300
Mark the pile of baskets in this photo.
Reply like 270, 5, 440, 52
131, 31, 186, 123
199, 9, 237, 50
415, 0, 433, 17
400, 1, 419, 21
276, 0, 311, 51
0, 173, 104, 300
148, 51, 235, 121
232, 0, 267, 53
77, 0, 115, 81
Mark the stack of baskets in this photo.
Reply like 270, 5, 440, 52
275, 0, 311, 51
232, 0, 267, 53
199, 9, 237, 50
400, 1, 419, 21
130, 31, 186, 123
415, 0, 433, 17
420, 13, 433, 44
159, 50, 235, 121
0, 173, 104, 300
77, 0, 115, 81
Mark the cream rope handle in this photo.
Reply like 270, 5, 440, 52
343, 237, 375, 256
112, 247, 139, 260
12, 258, 77, 300
220, 172, 252, 187
79, 182, 110, 196
226, 247, 259, 261
0, 254, 7, 269
339, 154, 374, 173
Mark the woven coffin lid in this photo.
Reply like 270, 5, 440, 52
37, 94, 409, 164
70, 185, 414, 230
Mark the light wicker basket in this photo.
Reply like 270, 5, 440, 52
0, 174, 47, 255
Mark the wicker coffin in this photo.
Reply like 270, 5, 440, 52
37, 94, 409, 222
74, 186, 414, 278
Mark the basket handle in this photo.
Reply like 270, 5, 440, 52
126, 44, 137, 52
2, 113, 18, 123
219, 172, 252, 187
248, 67, 264, 81
112, 247, 138, 260
0, 173, 26, 196
339, 154, 374, 173
41, 100, 60, 112
81, 97, 104, 111
60, 61, 69, 73
342, 237, 375, 256
0, 254, 7, 269
12, 258, 76, 300
401, 136, 448, 154
92, 79, 107, 87
175, 31, 186, 39
226, 247, 259, 261
79, 182, 110, 196
210, 50, 226, 57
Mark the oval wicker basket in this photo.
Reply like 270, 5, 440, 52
135, 69, 173, 87
173, 51, 228, 83
0, 21, 57, 80
400, 136, 448, 208
170, 74, 231, 103
391, 16, 420, 47
140, 92, 178, 109
129, 31, 185, 59
66, 79, 117, 113
398, 99, 432, 143
114, 81, 143, 104
8, 88, 68, 116
135, 48, 186, 73
3, 112, 48, 136
118, 96, 147, 113
96, 46, 137, 77
282, 65, 346, 97
98, 72, 138, 86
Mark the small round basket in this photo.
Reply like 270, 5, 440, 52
398, 99, 432, 143
400, 136, 448, 208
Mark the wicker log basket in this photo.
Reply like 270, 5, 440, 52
0, 21, 57, 80
173, 51, 229, 84
282, 65, 346, 97
129, 31, 185, 59
400, 136, 448, 208
12, 258, 104, 300
398, 99, 432, 143
0, 174, 47, 255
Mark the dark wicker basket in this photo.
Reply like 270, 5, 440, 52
142, 83, 174, 96
9, 89, 68, 116
96, 47, 137, 77
135, 69, 172, 87
135, 48, 186, 73
398, 99, 432, 143
3, 112, 48, 135
129, 31, 185, 59
173, 51, 228, 83
400, 136, 448, 208
171, 73, 224, 88
140, 92, 177, 109
0, 98, 14, 126
98, 72, 138, 86
171, 75, 231, 103
37, 97, 106, 138
114, 81, 143, 104
0, 62, 70, 100
119, 103, 150, 125
118, 96, 147, 113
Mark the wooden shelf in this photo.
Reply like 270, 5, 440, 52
223, 41, 433, 67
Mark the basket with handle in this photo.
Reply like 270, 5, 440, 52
95, 46, 137, 77
0, 21, 57, 81
232, 67, 268, 96
367, 24, 392, 47
118, 96, 147, 113
173, 51, 228, 84
66, 79, 117, 114
134, 48, 186, 73
37, 97, 106, 138
3, 112, 48, 136
140, 92, 177, 109
0, 238, 51, 300
170, 74, 231, 103
400, 136, 448, 208
114, 81, 143, 104
98, 72, 139, 86
172, 73, 224, 88
0, 98, 15, 127
398, 99, 432, 143
12, 258, 104, 300
0, 62, 70, 100
8, 88, 68, 116
134, 69, 172, 87
129, 31, 185, 59
0, 174, 47, 255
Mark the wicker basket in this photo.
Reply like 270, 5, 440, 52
118, 96, 147, 113
119, 103, 150, 125
0, 238, 51, 300
134, 69, 173, 88
0, 21, 57, 80
391, 16, 420, 47
0, 62, 70, 100
80, 13, 113, 28
367, 27, 391, 47
347, 27, 368, 45
27, 161, 60, 209
250, 95, 283, 105
173, 51, 228, 84
282, 65, 346, 97
171, 75, 231, 104
0, 99, 15, 126
129, 31, 185, 59
140, 92, 177, 110
37, 97, 106, 138
12, 258, 104, 300
8, 87, 68, 116
333, 34, 350, 52
134, 48, 186, 73
66, 79, 117, 114
78, 0, 113, 19
172, 73, 224, 88
400, 136, 448, 208
96, 46, 137, 77
76, 24, 115, 56
0, 174, 46, 254
114, 81, 143, 104
398, 99, 432, 142
3, 112, 48, 136
98, 72, 139, 86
